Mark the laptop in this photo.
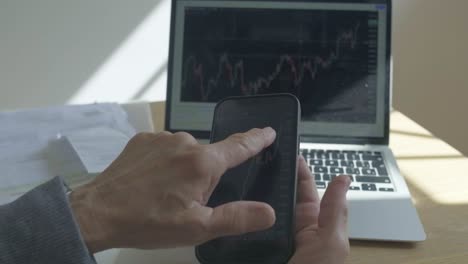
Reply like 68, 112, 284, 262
165, 0, 426, 241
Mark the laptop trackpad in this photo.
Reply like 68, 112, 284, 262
347, 197, 426, 242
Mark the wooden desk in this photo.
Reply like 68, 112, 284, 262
349, 111, 468, 264
96, 102, 468, 264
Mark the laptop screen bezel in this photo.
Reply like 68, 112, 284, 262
165, 0, 392, 145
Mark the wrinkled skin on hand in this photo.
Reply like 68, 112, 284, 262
71, 128, 277, 252
71, 128, 350, 264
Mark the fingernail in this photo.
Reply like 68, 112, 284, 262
338, 175, 352, 187
263, 127, 276, 136
344, 175, 352, 186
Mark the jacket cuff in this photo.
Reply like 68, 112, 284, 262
0, 177, 96, 264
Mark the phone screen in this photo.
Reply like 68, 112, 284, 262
196, 94, 300, 264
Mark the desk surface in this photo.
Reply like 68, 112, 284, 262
96, 102, 468, 264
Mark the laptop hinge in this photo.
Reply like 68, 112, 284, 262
301, 135, 388, 146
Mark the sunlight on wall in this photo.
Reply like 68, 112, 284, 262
137, 69, 168, 101
68, 0, 170, 104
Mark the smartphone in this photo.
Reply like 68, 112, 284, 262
195, 94, 300, 264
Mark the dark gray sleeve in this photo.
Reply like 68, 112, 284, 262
0, 177, 96, 264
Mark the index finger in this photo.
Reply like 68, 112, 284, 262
208, 127, 276, 171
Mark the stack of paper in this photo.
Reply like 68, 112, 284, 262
0, 103, 136, 205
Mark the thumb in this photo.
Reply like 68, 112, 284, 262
207, 201, 276, 238
318, 176, 351, 234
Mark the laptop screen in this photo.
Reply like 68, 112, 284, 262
167, 0, 391, 141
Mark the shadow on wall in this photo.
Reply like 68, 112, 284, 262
0, 0, 169, 110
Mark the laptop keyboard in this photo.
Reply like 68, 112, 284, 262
301, 148, 395, 192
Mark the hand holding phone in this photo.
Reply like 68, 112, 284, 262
196, 94, 300, 264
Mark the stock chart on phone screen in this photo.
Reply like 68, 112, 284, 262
181, 7, 379, 123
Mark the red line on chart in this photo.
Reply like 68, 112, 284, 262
183, 23, 361, 101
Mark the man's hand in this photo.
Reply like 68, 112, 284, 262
289, 156, 351, 264
70, 128, 277, 253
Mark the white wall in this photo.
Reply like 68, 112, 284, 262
0, 0, 170, 109
392, 0, 468, 155
1, 0, 467, 155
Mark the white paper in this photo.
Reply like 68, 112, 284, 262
61, 127, 130, 174
0, 103, 136, 205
